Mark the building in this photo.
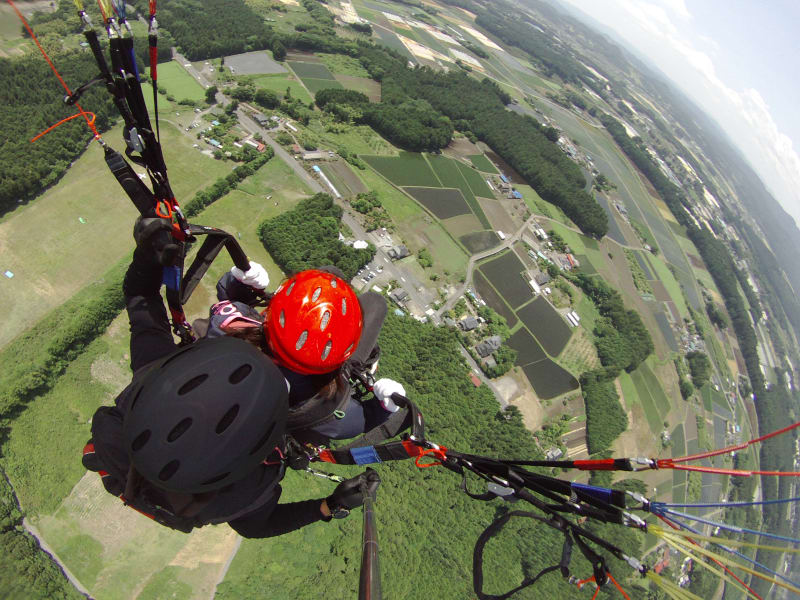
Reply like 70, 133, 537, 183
291, 144, 302, 154
458, 316, 479, 331
207, 138, 221, 148
443, 317, 456, 328
253, 114, 269, 127
302, 151, 326, 161
469, 373, 482, 387
545, 447, 563, 461
387, 245, 410, 260
475, 335, 502, 358
389, 289, 409, 304
534, 272, 551, 286
528, 279, 541, 295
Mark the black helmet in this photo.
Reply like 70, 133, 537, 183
123, 337, 288, 494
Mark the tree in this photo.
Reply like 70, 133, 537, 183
205, 85, 219, 104
272, 40, 286, 61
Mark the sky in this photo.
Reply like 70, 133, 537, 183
559, 0, 800, 228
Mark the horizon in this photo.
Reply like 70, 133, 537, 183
558, 0, 800, 230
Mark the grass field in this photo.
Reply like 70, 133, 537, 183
457, 161, 494, 197
249, 74, 313, 104
334, 74, 381, 100
363, 153, 440, 187
0, 122, 232, 349
467, 153, 498, 173
460, 230, 499, 253
156, 61, 207, 102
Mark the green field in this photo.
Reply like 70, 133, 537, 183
630, 365, 668, 435
302, 77, 345, 95
250, 74, 313, 104
0, 122, 232, 349
427, 155, 491, 228
457, 161, 494, 197
644, 253, 690, 319
288, 61, 336, 80
467, 153, 498, 173
155, 61, 207, 102
618, 371, 639, 410
317, 52, 371, 77
363, 152, 440, 187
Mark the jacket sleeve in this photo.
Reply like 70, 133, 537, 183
123, 248, 177, 372
228, 497, 329, 538
216, 271, 265, 305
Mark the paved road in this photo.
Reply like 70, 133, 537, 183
435, 213, 540, 318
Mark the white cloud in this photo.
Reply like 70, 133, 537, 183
595, 0, 800, 225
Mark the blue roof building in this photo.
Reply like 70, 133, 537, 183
500, 174, 510, 183
211, 120, 221, 126
512, 190, 523, 199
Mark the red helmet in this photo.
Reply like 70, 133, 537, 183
265, 270, 362, 375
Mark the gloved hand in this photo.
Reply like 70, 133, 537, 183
372, 378, 405, 413
327, 468, 381, 511
231, 262, 269, 290
133, 216, 180, 266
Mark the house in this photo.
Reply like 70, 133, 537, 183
387, 245, 410, 260
458, 316, 479, 331
256, 143, 266, 153
291, 144, 302, 154
475, 335, 502, 358
534, 272, 551, 286
389, 289, 409, 304
443, 317, 456, 328
545, 447, 563, 461
207, 139, 221, 148
469, 373, 482, 387
244, 139, 260, 149
302, 151, 326, 161
253, 114, 269, 127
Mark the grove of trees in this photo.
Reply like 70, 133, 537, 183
258, 193, 375, 279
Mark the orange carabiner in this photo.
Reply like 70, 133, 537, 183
414, 447, 446, 468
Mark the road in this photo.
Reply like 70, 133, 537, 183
435, 213, 541, 318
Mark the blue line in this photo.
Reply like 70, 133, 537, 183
653, 497, 800, 510
663, 515, 800, 590
655, 506, 800, 545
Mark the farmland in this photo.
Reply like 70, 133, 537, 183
507, 327, 547, 366
428, 155, 491, 228
478, 251, 532, 309
404, 187, 471, 219
287, 60, 343, 95
461, 230, 500, 253
467, 153, 498, 173
225, 50, 287, 75
516, 296, 572, 356
362, 153, 440, 187
249, 73, 313, 104
473, 271, 518, 328
521, 359, 579, 399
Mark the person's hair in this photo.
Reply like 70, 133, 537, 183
224, 324, 269, 354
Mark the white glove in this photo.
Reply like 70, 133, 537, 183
231, 262, 269, 290
372, 378, 405, 413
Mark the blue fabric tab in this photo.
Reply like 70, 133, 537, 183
350, 446, 382, 465
571, 482, 615, 505
162, 266, 181, 291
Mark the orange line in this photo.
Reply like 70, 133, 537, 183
7, 0, 100, 140
31, 112, 96, 142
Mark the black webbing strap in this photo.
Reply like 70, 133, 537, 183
472, 510, 574, 600
318, 394, 427, 465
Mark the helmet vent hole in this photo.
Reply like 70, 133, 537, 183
296, 330, 308, 350
286, 281, 295, 295
320, 310, 331, 331
341, 298, 347, 315
216, 405, 240, 434
249, 422, 277, 456
312, 286, 322, 302
279, 310, 285, 328
229, 364, 252, 384
201, 472, 230, 487
167, 418, 193, 442
131, 429, 151, 452
158, 460, 180, 482
330, 278, 337, 288
178, 374, 208, 395
321, 340, 332, 361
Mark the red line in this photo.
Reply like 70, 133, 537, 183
606, 572, 631, 600
666, 421, 800, 465
7, 0, 100, 140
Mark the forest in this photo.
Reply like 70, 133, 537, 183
258, 193, 376, 279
